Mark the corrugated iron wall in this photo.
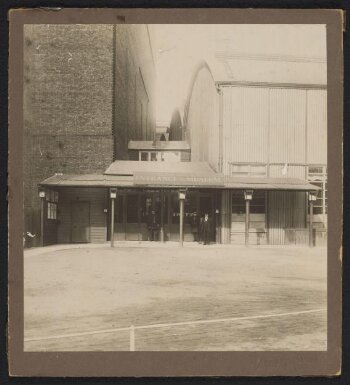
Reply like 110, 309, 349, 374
220, 84, 326, 245
268, 191, 307, 245
307, 89, 327, 164
221, 86, 327, 176
222, 86, 269, 164
269, 88, 307, 164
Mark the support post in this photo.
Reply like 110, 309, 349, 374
244, 190, 253, 247
179, 190, 186, 247
40, 196, 45, 247
160, 190, 164, 242
245, 199, 250, 246
110, 188, 117, 248
308, 191, 317, 248
309, 200, 314, 248
111, 198, 115, 247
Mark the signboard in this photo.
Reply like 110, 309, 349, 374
133, 172, 225, 187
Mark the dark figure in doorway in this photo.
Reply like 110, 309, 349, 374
198, 215, 204, 243
202, 213, 212, 245
147, 210, 159, 241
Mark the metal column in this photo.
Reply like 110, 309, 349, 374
110, 197, 115, 247
40, 196, 45, 247
160, 190, 164, 242
179, 198, 184, 247
309, 200, 314, 247
245, 199, 250, 246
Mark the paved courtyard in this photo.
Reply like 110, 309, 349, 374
24, 243, 327, 351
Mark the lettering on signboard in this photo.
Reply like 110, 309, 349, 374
133, 172, 224, 187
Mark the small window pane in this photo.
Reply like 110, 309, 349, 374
141, 152, 148, 161
52, 203, 57, 219
309, 166, 323, 174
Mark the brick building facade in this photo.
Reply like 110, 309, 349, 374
23, 24, 156, 245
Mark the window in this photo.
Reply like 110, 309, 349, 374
150, 152, 157, 161
308, 165, 327, 215
140, 152, 149, 161
231, 164, 267, 177
46, 190, 58, 219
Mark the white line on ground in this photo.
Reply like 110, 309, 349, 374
24, 308, 326, 343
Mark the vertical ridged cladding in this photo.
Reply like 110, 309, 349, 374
223, 86, 269, 166
269, 88, 307, 164
307, 89, 327, 164
268, 191, 307, 245
219, 84, 326, 244
221, 85, 327, 177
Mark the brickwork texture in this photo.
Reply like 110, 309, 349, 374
23, 24, 156, 244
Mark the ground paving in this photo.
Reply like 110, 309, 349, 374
24, 243, 327, 351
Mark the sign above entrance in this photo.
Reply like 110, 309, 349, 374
133, 172, 225, 187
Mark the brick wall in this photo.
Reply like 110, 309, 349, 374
23, 24, 156, 243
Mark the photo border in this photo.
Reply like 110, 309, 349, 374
8, 8, 343, 377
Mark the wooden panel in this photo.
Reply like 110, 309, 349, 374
57, 187, 108, 244
71, 202, 90, 243
230, 231, 267, 245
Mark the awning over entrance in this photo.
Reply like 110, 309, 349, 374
104, 161, 215, 176
40, 160, 320, 192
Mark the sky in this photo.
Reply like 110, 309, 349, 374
150, 24, 327, 124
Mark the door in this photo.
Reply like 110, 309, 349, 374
71, 202, 90, 243
126, 194, 140, 240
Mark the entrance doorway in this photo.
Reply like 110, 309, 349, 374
111, 189, 217, 243
71, 202, 90, 242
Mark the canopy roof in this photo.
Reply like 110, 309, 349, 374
104, 161, 212, 176
40, 161, 320, 191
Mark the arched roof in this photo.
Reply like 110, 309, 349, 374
183, 61, 218, 129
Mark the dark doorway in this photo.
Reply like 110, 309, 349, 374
199, 194, 215, 242
71, 202, 90, 243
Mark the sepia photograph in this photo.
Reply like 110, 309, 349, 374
7, 8, 343, 377
21, 22, 329, 352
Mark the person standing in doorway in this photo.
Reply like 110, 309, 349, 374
198, 214, 204, 243
202, 213, 212, 245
